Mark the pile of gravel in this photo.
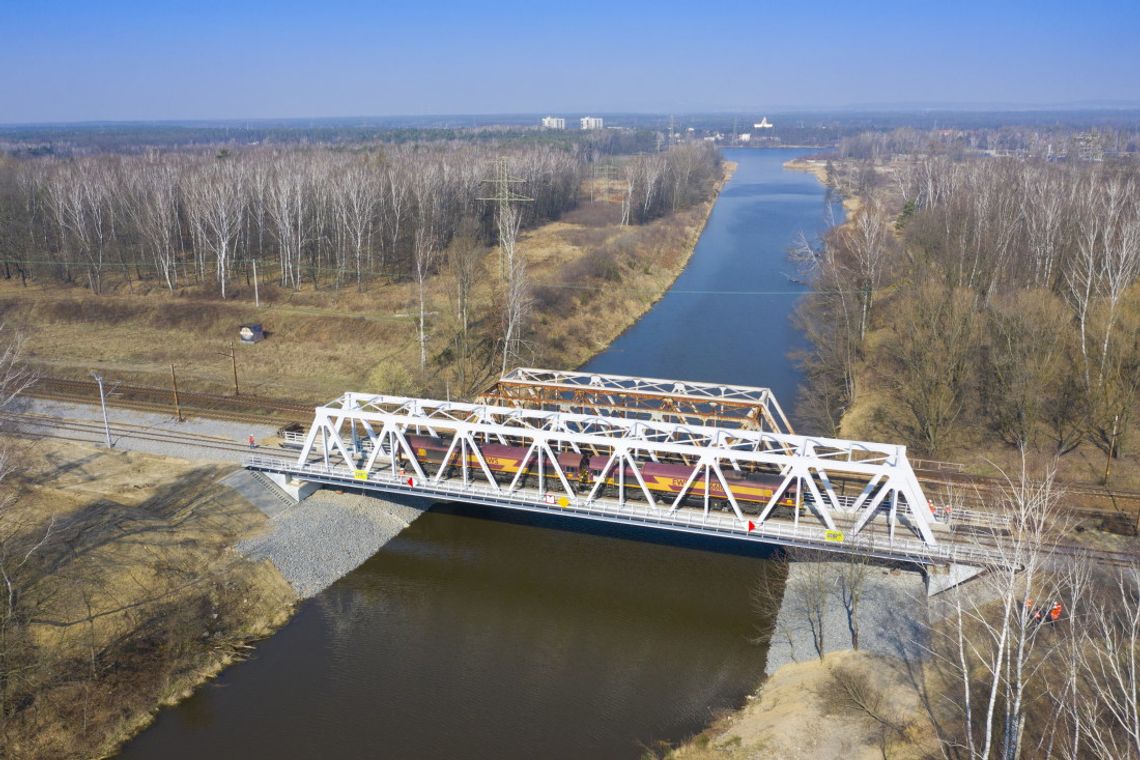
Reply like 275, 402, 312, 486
234, 483, 429, 598
764, 563, 928, 675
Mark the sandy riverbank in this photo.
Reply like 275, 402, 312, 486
668, 648, 938, 759
669, 562, 935, 759
784, 156, 863, 217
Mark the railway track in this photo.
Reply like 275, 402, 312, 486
28, 375, 313, 426
4, 409, 295, 460
919, 470, 1140, 531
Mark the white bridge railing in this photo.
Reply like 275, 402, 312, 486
245, 453, 1006, 567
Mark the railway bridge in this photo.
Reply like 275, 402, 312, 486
246, 369, 1012, 594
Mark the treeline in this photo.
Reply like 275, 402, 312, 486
835, 125, 1140, 162
0, 143, 585, 296
0, 139, 721, 300
619, 142, 721, 225
798, 153, 1140, 477
0, 122, 663, 157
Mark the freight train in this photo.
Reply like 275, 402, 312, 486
401, 434, 799, 511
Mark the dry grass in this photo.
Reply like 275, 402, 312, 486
666, 650, 937, 760
2, 438, 294, 759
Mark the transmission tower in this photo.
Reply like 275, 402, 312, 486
478, 157, 533, 278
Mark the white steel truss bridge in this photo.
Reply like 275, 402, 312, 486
246, 382, 1010, 590
478, 367, 794, 433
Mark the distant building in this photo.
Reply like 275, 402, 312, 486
579, 116, 604, 130
753, 117, 774, 129
739, 133, 751, 142
541, 116, 565, 129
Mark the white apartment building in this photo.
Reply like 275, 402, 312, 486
579, 116, 604, 130
541, 116, 566, 129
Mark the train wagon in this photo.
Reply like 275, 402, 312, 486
401, 434, 799, 512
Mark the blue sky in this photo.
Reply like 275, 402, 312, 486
2, 0, 1138, 123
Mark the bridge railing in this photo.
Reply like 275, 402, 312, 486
245, 454, 1009, 568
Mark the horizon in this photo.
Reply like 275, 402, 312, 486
4, 0, 1139, 124
6, 103, 1140, 131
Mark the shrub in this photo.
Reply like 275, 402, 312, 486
365, 360, 417, 396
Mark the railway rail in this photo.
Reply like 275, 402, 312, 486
4, 409, 283, 459
28, 375, 313, 425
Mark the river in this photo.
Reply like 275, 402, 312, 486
119, 147, 840, 760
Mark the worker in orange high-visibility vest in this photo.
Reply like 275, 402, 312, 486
1048, 602, 1063, 622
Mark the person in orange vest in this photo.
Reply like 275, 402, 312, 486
248, 434, 255, 449
1048, 601, 1063, 622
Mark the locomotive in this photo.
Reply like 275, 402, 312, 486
402, 434, 798, 511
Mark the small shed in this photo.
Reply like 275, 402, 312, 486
238, 323, 265, 344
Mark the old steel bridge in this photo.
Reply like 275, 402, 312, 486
246, 368, 1010, 593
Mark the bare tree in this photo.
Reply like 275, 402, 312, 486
185, 157, 246, 297
409, 163, 445, 370
266, 159, 312, 289
842, 205, 893, 343
0, 327, 50, 730
979, 290, 1074, 449
447, 219, 485, 392
834, 551, 874, 651
919, 466, 1072, 760
126, 158, 182, 291
1075, 566, 1140, 760
333, 161, 382, 291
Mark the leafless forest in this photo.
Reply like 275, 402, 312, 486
798, 138, 1140, 483
0, 139, 718, 295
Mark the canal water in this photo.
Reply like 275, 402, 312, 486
119, 148, 840, 760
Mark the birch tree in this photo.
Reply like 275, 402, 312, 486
921, 467, 1072, 760
185, 158, 246, 298
126, 159, 182, 291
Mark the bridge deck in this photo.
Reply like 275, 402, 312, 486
245, 453, 1006, 568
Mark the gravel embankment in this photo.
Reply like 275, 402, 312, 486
764, 563, 928, 675
229, 471, 430, 597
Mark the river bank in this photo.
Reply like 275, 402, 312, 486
667, 648, 938, 760
784, 156, 862, 218
0, 160, 732, 404
1, 437, 294, 760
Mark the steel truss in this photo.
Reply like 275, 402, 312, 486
289, 391, 939, 547
479, 367, 794, 434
